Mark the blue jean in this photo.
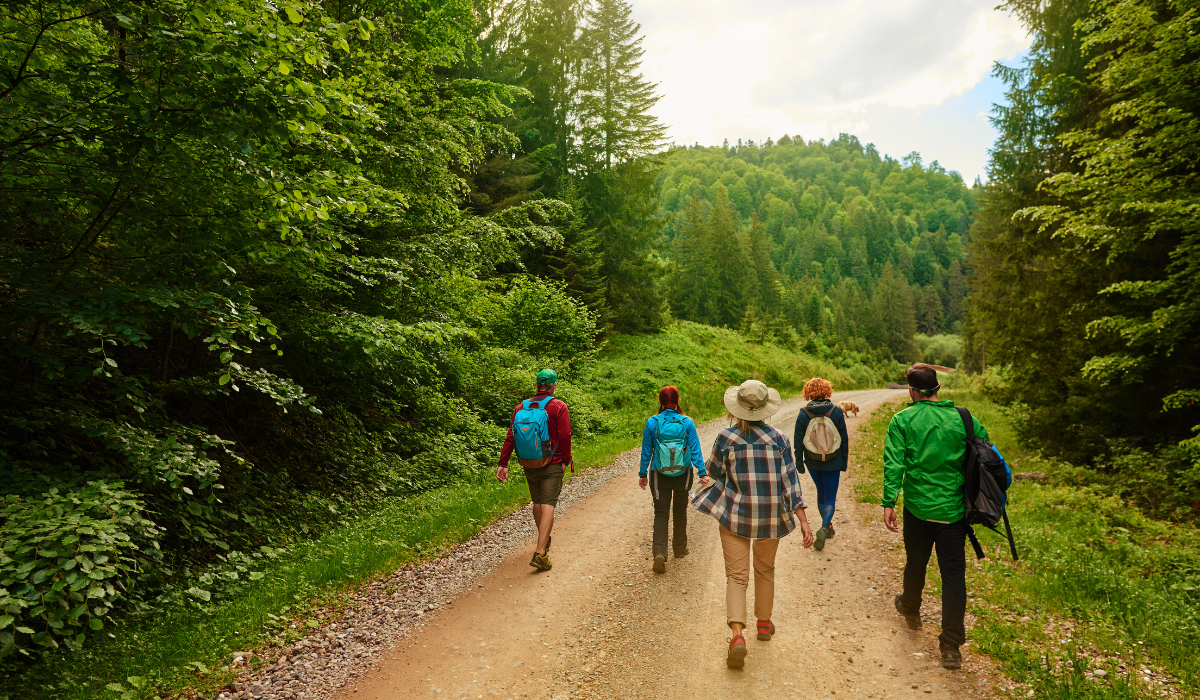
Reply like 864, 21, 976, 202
810, 469, 841, 529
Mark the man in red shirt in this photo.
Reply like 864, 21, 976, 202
497, 369, 572, 571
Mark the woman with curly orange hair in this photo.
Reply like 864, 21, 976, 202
793, 377, 849, 550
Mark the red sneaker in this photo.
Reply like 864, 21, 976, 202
727, 634, 747, 668
756, 619, 775, 641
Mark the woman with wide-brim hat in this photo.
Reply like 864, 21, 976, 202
692, 379, 815, 670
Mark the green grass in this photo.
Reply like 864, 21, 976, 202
4, 321, 866, 700
854, 392, 1200, 699
575, 320, 866, 467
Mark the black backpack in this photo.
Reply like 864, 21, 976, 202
956, 407, 1019, 561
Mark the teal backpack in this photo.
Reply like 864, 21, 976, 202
513, 396, 555, 468
653, 413, 692, 476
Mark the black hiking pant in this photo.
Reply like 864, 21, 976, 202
650, 470, 692, 557
898, 508, 967, 648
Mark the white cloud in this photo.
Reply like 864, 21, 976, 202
632, 0, 1030, 179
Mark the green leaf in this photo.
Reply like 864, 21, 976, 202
219, 374, 231, 385
285, 7, 303, 23
305, 619, 319, 628
278, 60, 292, 75
89, 619, 103, 630
15, 626, 35, 634
0, 615, 12, 629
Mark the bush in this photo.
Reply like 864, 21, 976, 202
486, 277, 600, 369
915, 333, 962, 368
0, 482, 162, 657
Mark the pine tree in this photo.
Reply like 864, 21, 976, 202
545, 178, 609, 327
873, 262, 919, 360
575, 0, 667, 171
742, 213, 782, 312
668, 192, 711, 322
705, 186, 751, 327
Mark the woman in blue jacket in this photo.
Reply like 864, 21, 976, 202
792, 377, 849, 551
639, 385, 706, 574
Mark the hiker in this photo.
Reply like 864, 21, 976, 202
497, 369, 572, 572
793, 377, 849, 551
882, 363, 988, 670
639, 386, 706, 574
692, 379, 815, 669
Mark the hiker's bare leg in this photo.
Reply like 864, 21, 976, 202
730, 622, 745, 637
533, 504, 555, 555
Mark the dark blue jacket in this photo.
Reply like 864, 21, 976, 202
793, 399, 850, 472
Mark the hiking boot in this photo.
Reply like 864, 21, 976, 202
530, 552, 552, 571
941, 644, 962, 669
894, 594, 921, 629
826, 523, 836, 538
755, 619, 775, 641
726, 634, 747, 668
814, 527, 827, 551
674, 547, 689, 558
653, 554, 666, 574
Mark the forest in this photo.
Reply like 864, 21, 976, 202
1, 0, 1198, 695
655, 137, 973, 369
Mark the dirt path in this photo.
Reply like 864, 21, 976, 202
333, 389, 973, 700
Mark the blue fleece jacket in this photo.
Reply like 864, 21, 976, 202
639, 409, 706, 478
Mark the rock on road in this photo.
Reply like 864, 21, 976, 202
331, 389, 976, 700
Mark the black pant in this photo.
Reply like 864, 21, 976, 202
899, 508, 967, 647
650, 470, 691, 557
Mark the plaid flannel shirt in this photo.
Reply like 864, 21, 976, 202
691, 423, 807, 539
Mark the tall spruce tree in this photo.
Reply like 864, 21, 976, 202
576, 0, 668, 171
705, 186, 751, 328
668, 192, 712, 322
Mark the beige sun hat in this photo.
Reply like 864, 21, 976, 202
723, 379, 782, 421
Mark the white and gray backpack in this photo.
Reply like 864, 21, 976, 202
802, 408, 842, 463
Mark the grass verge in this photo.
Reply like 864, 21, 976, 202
854, 392, 1200, 700
4, 321, 864, 700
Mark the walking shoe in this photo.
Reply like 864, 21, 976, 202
894, 594, 921, 629
814, 527, 827, 551
653, 554, 666, 574
530, 552, 552, 571
674, 547, 689, 558
755, 619, 775, 641
726, 634, 748, 668
826, 523, 836, 538
941, 643, 962, 669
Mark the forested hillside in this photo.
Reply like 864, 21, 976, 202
654, 138, 973, 367
965, 0, 1200, 516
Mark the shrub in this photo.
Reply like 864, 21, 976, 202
915, 333, 962, 368
0, 482, 162, 656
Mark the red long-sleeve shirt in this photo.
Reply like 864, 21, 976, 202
498, 392, 572, 468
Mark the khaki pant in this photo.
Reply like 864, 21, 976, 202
719, 525, 780, 627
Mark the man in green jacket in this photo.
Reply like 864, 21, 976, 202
882, 363, 988, 670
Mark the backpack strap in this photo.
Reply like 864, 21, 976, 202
955, 406, 975, 441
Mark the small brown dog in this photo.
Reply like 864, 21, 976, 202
837, 400, 860, 417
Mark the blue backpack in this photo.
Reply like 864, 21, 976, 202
653, 413, 692, 476
513, 396, 556, 468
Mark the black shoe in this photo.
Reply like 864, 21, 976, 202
826, 523, 836, 538
894, 595, 921, 629
941, 644, 962, 669
674, 547, 689, 558
653, 554, 666, 574
530, 552, 552, 571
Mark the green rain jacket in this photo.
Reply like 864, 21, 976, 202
881, 400, 989, 523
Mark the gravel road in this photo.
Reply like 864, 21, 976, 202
217, 388, 992, 700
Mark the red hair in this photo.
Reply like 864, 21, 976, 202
658, 385, 681, 414
802, 377, 833, 400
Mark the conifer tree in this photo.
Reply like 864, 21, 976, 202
576, 0, 667, 171
705, 186, 751, 327
743, 214, 782, 312
545, 178, 609, 327
873, 261, 919, 360
668, 192, 711, 322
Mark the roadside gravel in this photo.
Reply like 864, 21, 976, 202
211, 451, 638, 700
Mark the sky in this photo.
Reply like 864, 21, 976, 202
631, 0, 1031, 182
